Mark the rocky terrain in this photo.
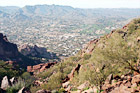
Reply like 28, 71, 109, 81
1, 16, 140, 93
0, 33, 19, 59
27, 62, 57, 74
19, 44, 59, 62
26, 18, 140, 93
0, 33, 59, 68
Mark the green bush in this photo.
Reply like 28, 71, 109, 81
128, 23, 135, 34
83, 54, 91, 60
0, 60, 21, 81
6, 78, 25, 93
41, 72, 63, 91
21, 72, 35, 87
69, 56, 81, 62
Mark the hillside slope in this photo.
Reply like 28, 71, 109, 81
0, 33, 41, 68
31, 18, 140, 92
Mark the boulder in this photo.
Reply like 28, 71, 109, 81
124, 81, 131, 88
1, 76, 10, 90
18, 87, 31, 93
104, 74, 113, 84
127, 76, 132, 81
36, 89, 50, 93
62, 81, 70, 88
18, 87, 25, 93
10, 77, 17, 85
113, 75, 121, 80
131, 83, 137, 88
70, 90, 81, 93
137, 36, 140, 42
77, 81, 89, 90
110, 86, 131, 93
33, 64, 43, 70
93, 86, 98, 93
65, 86, 72, 92
27, 66, 33, 72
82, 88, 94, 93
131, 74, 140, 84
40, 65, 46, 72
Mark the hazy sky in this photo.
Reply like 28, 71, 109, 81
0, 0, 140, 8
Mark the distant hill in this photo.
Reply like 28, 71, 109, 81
1, 5, 140, 57
0, 6, 19, 14
0, 5, 140, 20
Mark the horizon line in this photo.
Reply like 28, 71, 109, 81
0, 4, 140, 9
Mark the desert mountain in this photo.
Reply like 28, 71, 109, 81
1, 5, 140, 56
30, 18, 140, 93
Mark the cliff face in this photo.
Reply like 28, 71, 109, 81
0, 33, 19, 59
19, 44, 54, 58
0, 33, 41, 68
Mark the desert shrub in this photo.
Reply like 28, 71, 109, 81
41, 71, 63, 91
0, 60, 21, 82
58, 88, 66, 93
71, 87, 78, 91
30, 85, 42, 93
6, 78, 25, 93
21, 72, 35, 87
37, 58, 76, 82
83, 54, 91, 60
37, 67, 54, 79
133, 18, 140, 24
71, 31, 139, 90
128, 23, 135, 34
69, 56, 81, 62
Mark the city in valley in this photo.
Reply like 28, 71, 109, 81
1, 5, 138, 58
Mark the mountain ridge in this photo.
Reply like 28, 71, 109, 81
30, 18, 140, 92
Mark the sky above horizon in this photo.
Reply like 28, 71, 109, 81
0, 0, 140, 8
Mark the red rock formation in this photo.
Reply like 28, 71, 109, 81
122, 23, 129, 29
81, 39, 99, 56
102, 74, 140, 93
27, 62, 57, 73
27, 66, 32, 72
68, 64, 81, 81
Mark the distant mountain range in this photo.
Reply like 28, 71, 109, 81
1, 5, 140, 56
0, 5, 140, 20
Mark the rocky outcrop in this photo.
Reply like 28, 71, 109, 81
10, 77, 17, 85
62, 64, 81, 91
102, 74, 140, 93
18, 87, 31, 93
27, 62, 57, 73
18, 44, 57, 59
77, 81, 89, 90
1, 76, 10, 90
0, 33, 19, 59
81, 39, 99, 56
36, 89, 51, 93
68, 64, 81, 81
104, 74, 113, 84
